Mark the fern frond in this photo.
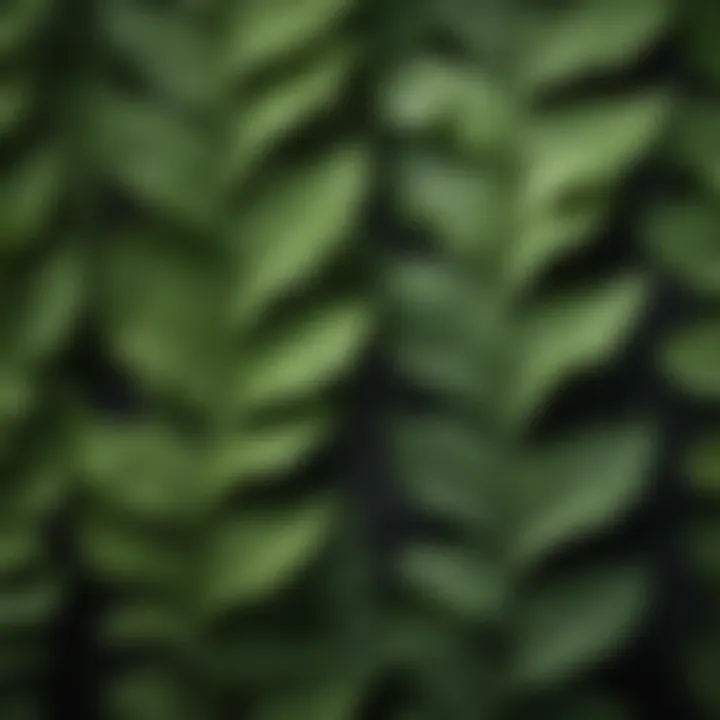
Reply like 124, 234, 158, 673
382, 0, 669, 715
76, 1, 373, 717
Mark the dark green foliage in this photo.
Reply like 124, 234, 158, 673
0, 1, 717, 719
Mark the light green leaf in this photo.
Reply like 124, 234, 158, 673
380, 58, 459, 133
514, 275, 647, 421
513, 424, 653, 565
207, 410, 332, 500
401, 544, 504, 622
201, 496, 337, 615
512, 565, 648, 690
661, 320, 720, 398
510, 197, 606, 290
221, 0, 352, 82
381, 59, 512, 149
523, 0, 671, 90
235, 297, 371, 413
524, 96, 667, 213
396, 153, 502, 257
221, 44, 355, 189
231, 143, 369, 324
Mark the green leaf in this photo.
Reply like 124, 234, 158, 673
0, 145, 63, 251
524, 96, 667, 213
102, 1, 208, 105
0, 0, 50, 58
207, 410, 333, 500
512, 565, 647, 690
13, 245, 84, 362
674, 101, 720, 191
644, 201, 720, 295
510, 196, 607, 291
77, 423, 197, 523
381, 59, 512, 149
393, 416, 497, 528
235, 297, 371, 413
221, 0, 352, 82
201, 496, 337, 615
388, 259, 503, 403
400, 544, 504, 622
685, 434, 720, 497
0, 580, 61, 629
221, 45, 356, 189
230, 143, 369, 324
94, 94, 209, 225
523, 0, 671, 90
0, 459, 65, 522
396, 153, 503, 258
80, 517, 184, 591
513, 424, 654, 565
379, 58, 460, 133
0, 369, 36, 426
514, 275, 647, 421
661, 320, 720, 398
0, 74, 33, 137
103, 233, 226, 404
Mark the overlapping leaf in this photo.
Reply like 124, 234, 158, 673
80, 1, 373, 717
383, 0, 667, 716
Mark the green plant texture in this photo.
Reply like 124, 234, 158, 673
645, 0, 720, 715
0, 1, 718, 719
379, 1, 672, 718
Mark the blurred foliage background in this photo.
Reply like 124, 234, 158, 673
1, 0, 719, 718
